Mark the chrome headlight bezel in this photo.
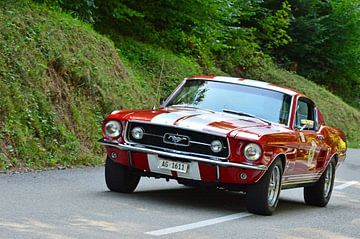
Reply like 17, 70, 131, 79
243, 143, 262, 161
210, 140, 223, 153
104, 120, 122, 138
131, 127, 144, 140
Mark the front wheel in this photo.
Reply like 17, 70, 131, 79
304, 159, 335, 207
105, 156, 140, 193
246, 159, 283, 216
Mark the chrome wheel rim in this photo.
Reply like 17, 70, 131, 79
268, 165, 281, 207
324, 163, 333, 198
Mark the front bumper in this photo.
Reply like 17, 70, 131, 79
99, 139, 267, 171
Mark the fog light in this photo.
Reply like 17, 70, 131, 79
131, 127, 144, 140
210, 140, 223, 153
240, 173, 247, 180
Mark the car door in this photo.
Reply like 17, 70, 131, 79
294, 98, 325, 179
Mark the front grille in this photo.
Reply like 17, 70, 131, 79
126, 121, 229, 158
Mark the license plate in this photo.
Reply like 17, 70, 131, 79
158, 159, 189, 173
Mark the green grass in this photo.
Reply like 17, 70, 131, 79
114, 37, 203, 105
0, 1, 203, 170
0, 0, 359, 171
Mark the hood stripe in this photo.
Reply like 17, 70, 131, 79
149, 110, 264, 136
174, 113, 202, 126
177, 114, 220, 131
151, 111, 195, 125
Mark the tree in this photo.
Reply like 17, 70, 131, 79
275, 0, 360, 107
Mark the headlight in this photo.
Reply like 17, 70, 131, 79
104, 121, 122, 138
210, 140, 223, 153
131, 127, 144, 140
244, 143, 262, 161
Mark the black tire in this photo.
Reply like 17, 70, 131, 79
105, 156, 140, 193
246, 158, 283, 216
304, 159, 335, 207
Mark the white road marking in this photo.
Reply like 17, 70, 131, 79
145, 212, 251, 236
145, 180, 358, 236
334, 181, 358, 190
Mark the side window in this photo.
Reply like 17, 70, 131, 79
295, 98, 316, 130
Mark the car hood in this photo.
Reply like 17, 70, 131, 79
109, 108, 287, 140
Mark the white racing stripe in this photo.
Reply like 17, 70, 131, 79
176, 113, 216, 130
334, 181, 358, 190
145, 212, 251, 236
151, 111, 195, 125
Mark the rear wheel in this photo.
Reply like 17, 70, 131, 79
246, 159, 283, 216
105, 156, 140, 193
304, 159, 335, 207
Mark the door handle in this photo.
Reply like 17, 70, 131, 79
316, 134, 324, 140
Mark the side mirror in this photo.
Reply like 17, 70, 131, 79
300, 119, 314, 131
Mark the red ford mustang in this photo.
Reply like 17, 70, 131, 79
99, 76, 347, 215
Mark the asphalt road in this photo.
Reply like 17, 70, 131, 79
1, 149, 359, 239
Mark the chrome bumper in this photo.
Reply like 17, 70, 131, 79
99, 139, 267, 171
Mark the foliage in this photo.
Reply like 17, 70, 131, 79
115, 37, 202, 102
35, 0, 292, 71
0, 1, 201, 170
256, 1, 292, 50
33, 0, 97, 23
32, 0, 360, 108
275, 0, 360, 108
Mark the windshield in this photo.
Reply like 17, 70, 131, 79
165, 80, 292, 125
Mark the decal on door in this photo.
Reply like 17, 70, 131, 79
299, 132, 306, 143
308, 140, 317, 166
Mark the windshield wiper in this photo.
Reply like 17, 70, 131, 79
222, 109, 271, 126
167, 104, 215, 113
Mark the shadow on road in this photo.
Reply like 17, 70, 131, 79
97, 187, 247, 213
95, 186, 315, 215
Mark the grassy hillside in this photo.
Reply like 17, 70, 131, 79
0, 1, 200, 170
0, 1, 359, 170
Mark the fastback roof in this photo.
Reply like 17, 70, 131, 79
187, 76, 301, 96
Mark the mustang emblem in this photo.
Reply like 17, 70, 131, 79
163, 133, 190, 146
